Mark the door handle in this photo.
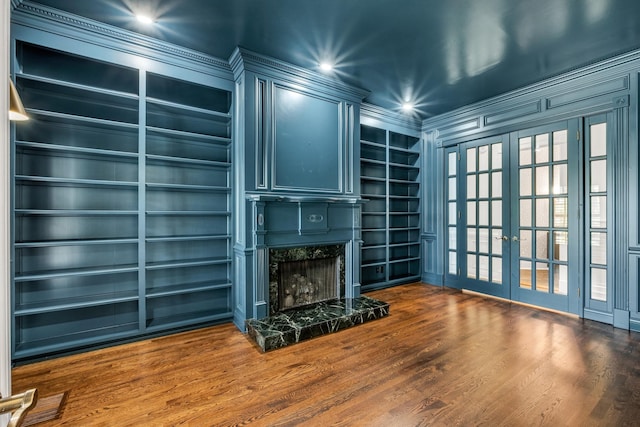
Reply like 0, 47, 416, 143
494, 235, 509, 241
512, 236, 519, 241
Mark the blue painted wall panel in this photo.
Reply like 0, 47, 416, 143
273, 86, 341, 192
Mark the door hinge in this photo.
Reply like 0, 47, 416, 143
577, 130, 580, 141
458, 210, 461, 219
458, 268, 461, 276
458, 152, 461, 161
578, 287, 580, 298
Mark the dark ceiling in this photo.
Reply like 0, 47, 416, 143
23, 0, 640, 119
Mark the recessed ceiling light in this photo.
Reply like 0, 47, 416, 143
136, 14, 154, 25
402, 102, 414, 112
319, 62, 334, 72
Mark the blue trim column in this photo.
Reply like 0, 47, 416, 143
612, 104, 631, 329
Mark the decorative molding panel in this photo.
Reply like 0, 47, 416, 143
344, 103, 355, 194
484, 100, 542, 126
435, 117, 481, 139
255, 78, 268, 190
299, 203, 329, 235
546, 75, 629, 110
271, 84, 342, 193
422, 236, 440, 283
631, 254, 640, 325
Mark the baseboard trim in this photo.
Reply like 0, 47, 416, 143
630, 318, 640, 332
583, 308, 614, 325
422, 273, 443, 286
462, 290, 580, 319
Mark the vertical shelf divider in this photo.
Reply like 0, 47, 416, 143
138, 69, 147, 333
385, 130, 391, 284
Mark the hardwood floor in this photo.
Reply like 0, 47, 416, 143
11, 283, 640, 426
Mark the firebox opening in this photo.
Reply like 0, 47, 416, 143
268, 244, 346, 316
278, 256, 339, 311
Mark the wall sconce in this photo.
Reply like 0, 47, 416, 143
9, 78, 28, 121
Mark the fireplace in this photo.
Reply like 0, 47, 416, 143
241, 199, 390, 352
269, 244, 345, 315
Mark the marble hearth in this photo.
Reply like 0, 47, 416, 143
246, 296, 389, 352
246, 241, 390, 351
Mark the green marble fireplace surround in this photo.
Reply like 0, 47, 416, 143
268, 244, 346, 316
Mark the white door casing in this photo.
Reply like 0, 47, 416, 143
1, 2, 12, 427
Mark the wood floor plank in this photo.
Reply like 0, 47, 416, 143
11, 283, 640, 426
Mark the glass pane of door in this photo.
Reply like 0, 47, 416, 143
445, 149, 458, 278
585, 116, 611, 309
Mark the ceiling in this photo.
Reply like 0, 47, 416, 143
22, 0, 640, 119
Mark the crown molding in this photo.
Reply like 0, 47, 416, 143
229, 47, 369, 102
422, 46, 640, 134
12, 1, 233, 80
360, 103, 422, 134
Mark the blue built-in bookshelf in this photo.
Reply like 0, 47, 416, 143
359, 107, 422, 291
11, 8, 234, 360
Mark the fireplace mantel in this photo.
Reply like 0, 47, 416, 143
245, 193, 362, 203
246, 194, 363, 236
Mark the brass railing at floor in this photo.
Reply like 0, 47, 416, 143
0, 389, 37, 427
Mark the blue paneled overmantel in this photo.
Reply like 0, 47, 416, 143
228, 47, 370, 196
229, 48, 369, 329
421, 47, 640, 331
